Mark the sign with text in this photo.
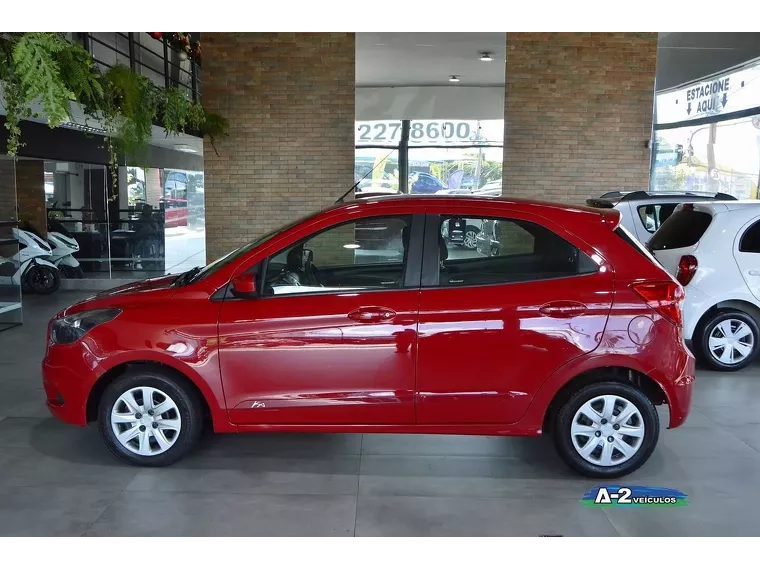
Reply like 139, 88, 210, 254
656, 58, 760, 124
355, 120, 504, 146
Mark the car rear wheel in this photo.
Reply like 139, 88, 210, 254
553, 382, 659, 478
98, 369, 203, 466
697, 311, 759, 371
463, 226, 479, 250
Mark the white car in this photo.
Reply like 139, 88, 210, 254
649, 200, 760, 371
587, 190, 736, 244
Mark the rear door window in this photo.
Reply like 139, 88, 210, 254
648, 208, 713, 250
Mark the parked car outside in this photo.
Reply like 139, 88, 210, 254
43, 195, 693, 478
410, 172, 447, 194
438, 180, 503, 248
649, 200, 760, 371
586, 190, 736, 244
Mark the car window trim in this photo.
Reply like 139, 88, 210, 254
244, 213, 425, 300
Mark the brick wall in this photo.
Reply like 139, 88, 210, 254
15, 159, 46, 236
202, 32, 356, 262
0, 158, 16, 223
145, 168, 162, 206
503, 33, 657, 204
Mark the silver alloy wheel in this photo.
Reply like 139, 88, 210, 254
708, 318, 755, 365
463, 229, 478, 249
570, 395, 645, 467
110, 386, 182, 456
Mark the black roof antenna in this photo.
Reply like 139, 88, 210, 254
335, 149, 396, 204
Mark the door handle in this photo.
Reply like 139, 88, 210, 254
348, 306, 396, 323
749, 270, 760, 276
539, 301, 587, 318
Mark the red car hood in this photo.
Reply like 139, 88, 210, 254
89, 274, 177, 298
60, 275, 177, 317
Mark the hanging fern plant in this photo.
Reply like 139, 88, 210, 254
0, 32, 227, 178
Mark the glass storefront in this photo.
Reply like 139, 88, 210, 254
0, 157, 22, 331
355, 119, 504, 197
652, 57, 760, 199
42, 161, 206, 280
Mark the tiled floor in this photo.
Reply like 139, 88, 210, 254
1, 291, 760, 536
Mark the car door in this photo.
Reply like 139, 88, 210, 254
218, 213, 423, 425
415, 210, 614, 425
733, 217, 760, 302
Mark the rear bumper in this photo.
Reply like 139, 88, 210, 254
682, 285, 712, 341
652, 345, 695, 429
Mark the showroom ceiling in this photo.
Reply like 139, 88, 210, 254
357, 32, 760, 92
356, 32, 506, 87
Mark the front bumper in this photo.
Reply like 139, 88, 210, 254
42, 341, 106, 426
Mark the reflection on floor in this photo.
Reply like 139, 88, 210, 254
2, 291, 760, 536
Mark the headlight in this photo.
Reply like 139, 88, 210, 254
51, 309, 121, 345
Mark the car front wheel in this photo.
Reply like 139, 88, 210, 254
98, 368, 203, 466
553, 382, 659, 478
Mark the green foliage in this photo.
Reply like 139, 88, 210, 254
101, 65, 159, 165
12, 33, 73, 127
0, 32, 227, 174
53, 41, 103, 107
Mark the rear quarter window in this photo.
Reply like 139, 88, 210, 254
648, 208, 713, 250
614, 225, 661, 265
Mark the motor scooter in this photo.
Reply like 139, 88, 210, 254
45, 218, 83, 278
0, 228, 61, 294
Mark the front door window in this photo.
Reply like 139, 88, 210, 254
262, 215, 413, 296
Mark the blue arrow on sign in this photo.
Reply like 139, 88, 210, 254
687, 102, 692, 115
722, 93, 728, 107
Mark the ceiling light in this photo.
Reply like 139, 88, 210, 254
60, 121, 107, 135
449, 75, 460, 83
174, 144, 198, 154
479, 52, 494, 62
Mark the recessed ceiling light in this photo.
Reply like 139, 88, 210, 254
449, 75, 460, 83
479, 52, 494, 62
174, 144, 198, 154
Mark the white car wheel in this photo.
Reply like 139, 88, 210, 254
110, 386, 182, 456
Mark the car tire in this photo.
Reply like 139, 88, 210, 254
696, 310, 759, 371
98, 368, 203, 467
553, 382, 659, 478
463, 226, 480, 250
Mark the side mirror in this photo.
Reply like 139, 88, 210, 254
231, 272, 257, 298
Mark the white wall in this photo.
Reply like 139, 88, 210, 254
356, 86, 505, 121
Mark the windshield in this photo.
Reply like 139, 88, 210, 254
188, 211, 319, 282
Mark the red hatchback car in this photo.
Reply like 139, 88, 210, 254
43, 196, 694, 478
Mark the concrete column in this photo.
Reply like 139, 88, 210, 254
202, 32, 356, 262
503, 33, 657, 203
